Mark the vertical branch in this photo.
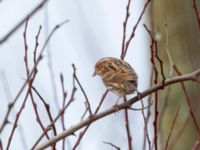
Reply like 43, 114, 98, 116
192, 0, 200, 29
6, 19, 47, 150
164, 24, 200, 136
60, 73, 68, 150
44, 5, 60, 111
120, 0, 131, 59
123, 96, 132, 150
140, 99, 151, 150
27, 25, 52, 143
143, 24, 159, 150
122, 0, 152, 60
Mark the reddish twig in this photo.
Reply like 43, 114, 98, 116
33, 25, 42, 65
143, 24, 159, 150
0, 0, 48, 44
154, 42, 165, 86
31, 66, 77, 150
158, 87, 171, 148
164, 106, 180, 150
72, 90, 109, 149
192, 0, 200, 29
123, 96, 132, 150
192, 140, 200, 150
164, 24, 200, 136
35, 69, 200, 150
178, 73, 200, 136
103, 141, 121, 150
72, 64, 92, 116
120, 0, 131, 59
0, 139, 2, 150
0, 19, 69, 133
6, 19, 49, 150
32, 86, 57, 137
121, 0, 152, 60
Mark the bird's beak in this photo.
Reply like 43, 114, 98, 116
92, 71, 97, 77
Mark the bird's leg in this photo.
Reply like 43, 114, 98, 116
112, 96, 121, 112
136, 90, 142, 100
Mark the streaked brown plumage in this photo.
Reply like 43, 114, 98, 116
93, 57, 138, 97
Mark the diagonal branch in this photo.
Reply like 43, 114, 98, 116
0, 0, 48, 44
35, 68, 200, 150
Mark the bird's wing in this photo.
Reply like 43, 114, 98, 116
107, 72, 138, 82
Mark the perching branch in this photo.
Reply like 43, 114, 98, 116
35, 68, 200, 150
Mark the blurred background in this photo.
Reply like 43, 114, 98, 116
0, 0, 199, 149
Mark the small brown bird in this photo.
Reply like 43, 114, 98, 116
93, 57, 138, 97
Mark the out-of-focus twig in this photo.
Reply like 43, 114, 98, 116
164, 24, 200, 136
164, 106, 180, 150
192, 0, 200, 29
0, 0, 48, 44
60, 73, 68, 150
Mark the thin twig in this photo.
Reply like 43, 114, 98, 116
164, 106, 180, 150
120, 0, 131, 59
192, 0, 200, 29
31, 66, 77, 150
6, 19, 45, 150
0, 0, 48, 44
123, 96, 132, 150
35, 68, 200, 150
103, 141, 121, 150
44, 5, 60, 111
143, 24, 159, 150
72, 90, 109, 149
72, 64, 92, 116
140, 98, 151, 150
164, 25, 200, 136
122, 0, 152, 60
32, 86, 57, 137
60, 73, 68, 150
0, 19, 69, 133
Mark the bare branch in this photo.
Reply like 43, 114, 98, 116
103, 141, 121, 150
122, 0, 152, 60
123, 96, 132, 150
164, 106, 180, 150
0, 19, 69, 133
35, 68, 200, 150
72, 64, 92, 116
192, 0, 200, 29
